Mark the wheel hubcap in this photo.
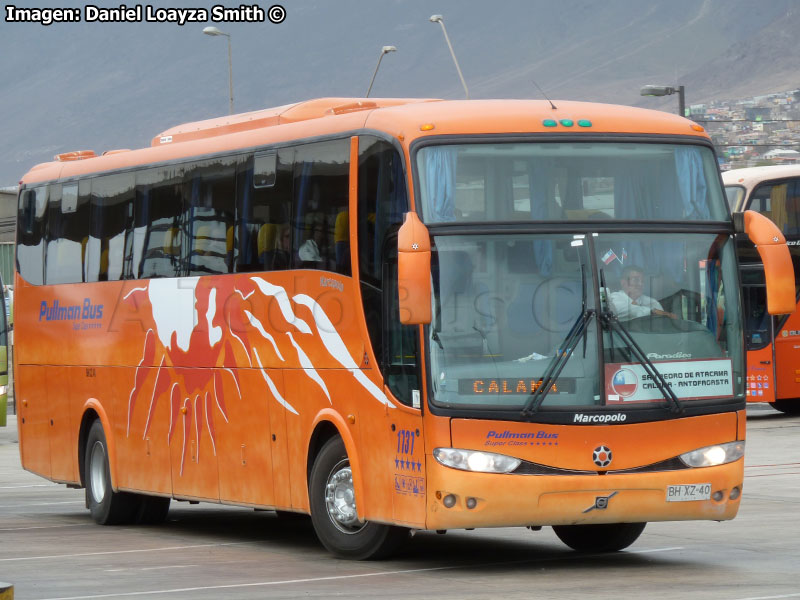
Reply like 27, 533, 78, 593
89, 441, 107, 504
324, 460, 364, 534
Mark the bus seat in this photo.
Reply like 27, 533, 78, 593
334, 210, 349, 273
258, 223, 278, 267
99, 248, 109, 281
434, 250, 485, 353
163, 227, 181, 257
193, 226, 211, 256
503, 277, 581, 359
504, 280, 545, 358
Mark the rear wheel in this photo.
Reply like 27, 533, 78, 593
552, 522, 646, 552
85, 420, 139, 525
309, 436, 407, 559
771, 399, 800, 415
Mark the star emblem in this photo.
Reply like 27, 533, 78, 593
412, 243, 419, 250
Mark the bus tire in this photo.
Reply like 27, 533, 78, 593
309, 436, 407, 560
552, 522, 646, 552
84, 420, 138, 525
771, 400, 800, 415
135, 495, 171, 525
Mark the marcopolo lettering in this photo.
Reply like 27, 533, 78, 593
573, 413, 627, 423
39, 298, 104, 322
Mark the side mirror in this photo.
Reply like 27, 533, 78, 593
740, 210, 796, 315
397, 212, 431, 325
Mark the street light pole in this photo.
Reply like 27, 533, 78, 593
203, 26, 234, 115
640, 84, 685, 117
366, 45, 396, 98
429, 14, 469, 99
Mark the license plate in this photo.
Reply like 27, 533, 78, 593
666, 483, 712, 502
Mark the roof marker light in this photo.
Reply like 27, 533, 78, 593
560, 119, 574, 127
420, 123, 435, 131
691, 124, 705, 132
578, 119, 592, 127
543, 119, 557, 127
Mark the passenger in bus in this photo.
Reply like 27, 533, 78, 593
608, 265, 676, 320
299, 223, 324, 265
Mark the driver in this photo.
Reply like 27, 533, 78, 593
608, 265, 676, 320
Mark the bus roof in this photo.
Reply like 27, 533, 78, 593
721, 164, 800, 191
20, 98, 709, 185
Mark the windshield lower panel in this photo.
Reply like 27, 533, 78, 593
427, 233, 743, 416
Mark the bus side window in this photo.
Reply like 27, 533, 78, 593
17, 186, 48, 286
88, 173, 134, 281
134, 165, 186, 279
291, 139, 350, 275
45, 181, 90, 284
186, 157, 237, 276
235, 149, 293, 273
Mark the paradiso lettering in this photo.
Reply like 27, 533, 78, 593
39, 299, 104, 328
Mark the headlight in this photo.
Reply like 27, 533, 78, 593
679, 441, 745, 468
433, 448, 521, 473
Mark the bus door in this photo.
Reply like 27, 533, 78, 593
352, 134, 425, 527
382, 244, 425, 527
741, 266, 776, 403
744, 177, 800, 403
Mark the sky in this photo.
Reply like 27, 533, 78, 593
1, 0, 794, 185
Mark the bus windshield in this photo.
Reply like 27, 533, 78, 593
416, 142, 728, 223
427, 231, 743, 412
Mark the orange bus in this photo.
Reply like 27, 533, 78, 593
15, 98, 794, 559
723, 165, 800, 414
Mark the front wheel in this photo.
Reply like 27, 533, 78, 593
309, 436, 407, 559
552, 522, 646, 552
85, 420, 139, 525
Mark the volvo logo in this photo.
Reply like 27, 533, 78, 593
583, 491, 619, 513
593, 445, 613, 468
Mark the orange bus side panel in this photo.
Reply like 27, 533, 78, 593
15, 270, 413, 518
16, 365, 51, 479
48, 366, 76, 482
216, 368, 274, 506
775, 311, 800, 402
168, 368, 221, 502
745, 346, 776, 403
113, 365, 172, 496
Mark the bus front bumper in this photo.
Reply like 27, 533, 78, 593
424, 459, 743, 530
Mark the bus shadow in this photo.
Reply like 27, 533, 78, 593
147, 506, 701, 572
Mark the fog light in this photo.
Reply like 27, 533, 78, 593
466, 497, 477, 509
712, 490, 724, 501
729, 486, 741, 500
443, 494, 457, 508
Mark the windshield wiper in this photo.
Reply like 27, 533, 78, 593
599, 310, 684, 415
521, 308, 595, 417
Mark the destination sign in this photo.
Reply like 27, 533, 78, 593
458, 378, 576, 395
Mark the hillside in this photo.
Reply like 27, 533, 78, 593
2, 0, 798, 184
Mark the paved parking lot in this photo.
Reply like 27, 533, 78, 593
0, 404, 798, 600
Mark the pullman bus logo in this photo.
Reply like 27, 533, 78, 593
593, 445, 613, 468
